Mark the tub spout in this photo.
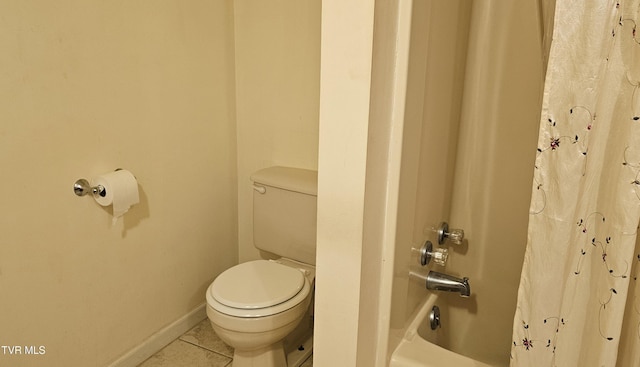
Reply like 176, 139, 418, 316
425, 271, 471, 297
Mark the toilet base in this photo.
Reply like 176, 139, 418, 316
230, 324, 313, 367
232, 341, 286, 367
284, 330, 313, 367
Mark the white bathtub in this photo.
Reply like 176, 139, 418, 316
390, 293, 495, 367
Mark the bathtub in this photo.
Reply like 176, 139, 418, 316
390, 293, 495, 367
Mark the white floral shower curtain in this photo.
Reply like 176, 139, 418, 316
511, 0, 640, 366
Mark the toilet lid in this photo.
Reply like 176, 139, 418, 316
211, 260, 305, 310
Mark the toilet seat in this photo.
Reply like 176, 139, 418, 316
207, 260, 311, 318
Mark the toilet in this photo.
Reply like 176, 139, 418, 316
206, 166, 317, 367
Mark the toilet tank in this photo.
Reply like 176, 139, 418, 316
251, 166, 317, 265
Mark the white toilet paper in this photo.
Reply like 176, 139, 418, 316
91, 169, 139, 222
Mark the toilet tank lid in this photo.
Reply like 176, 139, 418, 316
251, 166, 318, 196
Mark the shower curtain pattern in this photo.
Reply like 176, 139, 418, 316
511, 0, 640, 366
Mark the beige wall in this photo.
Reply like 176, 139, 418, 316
444, 1, 543, 364
234, 0, 320, 263
378, 0, 472, 361
315, 0, 375, 361
0, 1, 237, 366
403, 0, 472, 324
357, 0, 414, 365
315, 0, 413, 365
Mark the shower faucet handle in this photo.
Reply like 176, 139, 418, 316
437, 222, 464, 245
419, 240, 448, 267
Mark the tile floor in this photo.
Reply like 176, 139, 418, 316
138, 318, 313, 367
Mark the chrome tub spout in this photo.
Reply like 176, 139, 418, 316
425, 271, 471, 297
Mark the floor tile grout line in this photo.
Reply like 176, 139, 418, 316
177, 338, 234, 360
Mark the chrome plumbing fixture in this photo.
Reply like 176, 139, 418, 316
429, 305, 441, 330
419, 240, 448, 267
426, 271, 471, 297
436, 222, 464, 245
409, 271, 471, 297
73, 178, 106, 197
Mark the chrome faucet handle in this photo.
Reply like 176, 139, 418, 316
437, 222, 464, 245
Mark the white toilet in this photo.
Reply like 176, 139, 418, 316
206, 166, 317, 367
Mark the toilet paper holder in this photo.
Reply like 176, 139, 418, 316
73, 178, 106, 197
74, 168, 135, 198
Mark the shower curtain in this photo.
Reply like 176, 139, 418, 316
511, 0, 640, 366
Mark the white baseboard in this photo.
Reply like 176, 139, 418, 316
108, 303, 207, 367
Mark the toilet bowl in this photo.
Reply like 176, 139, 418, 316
206, 259, 315, 367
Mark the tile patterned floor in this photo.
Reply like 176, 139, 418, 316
138, 319, 313, 367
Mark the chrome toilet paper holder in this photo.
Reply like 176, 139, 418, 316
74, 169, 130, 198
73, 179, 106, 197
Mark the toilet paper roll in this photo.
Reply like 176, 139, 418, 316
91, 169, 139, 220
